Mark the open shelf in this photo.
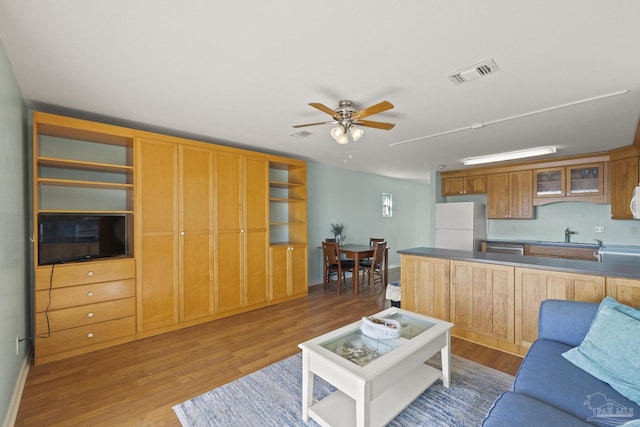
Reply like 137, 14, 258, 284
38, 178, 133, 191
38, 157, 133, 175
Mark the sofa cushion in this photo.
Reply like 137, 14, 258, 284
513, 339, 640, 426
538, 299, 598, 346
481, 391, 592, 427
563, 297, 640, 405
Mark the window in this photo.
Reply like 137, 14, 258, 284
382, 193, 392, 217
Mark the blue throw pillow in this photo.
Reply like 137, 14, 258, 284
562, 297, 640, 406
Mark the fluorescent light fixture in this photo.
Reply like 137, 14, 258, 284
462, 146, 557, 166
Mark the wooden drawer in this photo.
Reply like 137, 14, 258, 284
35, 258, 135, 290
35, 279, 135, 312
35, 297, 136, 334
35, 316, 136, 357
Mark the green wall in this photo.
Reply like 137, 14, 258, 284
306, 162, 434, 285
0, 38, 29, 424
445, 193, 640, 246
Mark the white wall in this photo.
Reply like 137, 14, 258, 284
0, 38, 29, 423
306, 162, 434, 285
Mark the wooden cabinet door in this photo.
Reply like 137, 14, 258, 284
487, 171, 533, 219
401, 255, 449, 320
465, 176, 486, 194
137, 138, 179, 331
215, 151, 244, 313
487, 173, 510, 219
215, 153, 269, 312
515, 268, 605, 348
442, 177, 464, 196
290, 243, 308, 297
179, 145, 214, 321
269, 243, 307, 302
450, 261, 514, 342
269, 245, 289, 301
606, 277, 640, 307
610, 156, 638, 219
244, 157, 269, 307
442, 176, 486, 195
509, 170, 533, 218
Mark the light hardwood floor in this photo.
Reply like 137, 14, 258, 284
15, 269, 521, 426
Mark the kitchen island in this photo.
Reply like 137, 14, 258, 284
398, 247, 640, 356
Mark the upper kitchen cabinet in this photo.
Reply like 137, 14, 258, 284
609, 145, 639, 219
442, 175, 486, 196
533, 163, 606, 205
487, 171, 534, 219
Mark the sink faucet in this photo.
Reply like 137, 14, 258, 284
564, 227, 577, 243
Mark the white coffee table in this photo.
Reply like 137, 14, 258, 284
298, 307, 453, 427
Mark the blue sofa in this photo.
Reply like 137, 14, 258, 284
482, 299, 640, 427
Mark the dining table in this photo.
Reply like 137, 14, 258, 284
339, 244, 389, 295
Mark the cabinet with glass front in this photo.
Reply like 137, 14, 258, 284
533, 163, 605, 204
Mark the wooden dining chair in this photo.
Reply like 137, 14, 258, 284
361, 237, 385, 264
359, 241, 387, 289
322, 241, 355, 294
369, 237, 385, 246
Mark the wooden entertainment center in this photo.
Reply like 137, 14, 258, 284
32, 112, 308, 365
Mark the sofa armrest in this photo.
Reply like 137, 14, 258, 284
538, 299, 599, 347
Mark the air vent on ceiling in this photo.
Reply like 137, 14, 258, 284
448, 59, 499, 85
290, 130, 312, 138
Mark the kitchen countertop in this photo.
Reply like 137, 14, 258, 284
397, 247, 640, 280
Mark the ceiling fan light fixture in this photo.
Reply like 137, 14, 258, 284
462, 146, 557, 166
350, 126, 364, 142
335, 134, 349, 145
330, 126, 345, 139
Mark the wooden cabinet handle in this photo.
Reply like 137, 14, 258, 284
87, 333, 94, 338
87, 271, 94, 277
87, 291, 94, 297
87, 312, 94, 318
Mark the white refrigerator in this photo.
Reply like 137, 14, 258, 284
435, 202, 486, 251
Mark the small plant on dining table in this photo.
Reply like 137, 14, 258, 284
330, 223, 345, 241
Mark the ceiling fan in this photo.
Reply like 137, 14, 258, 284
292, 100, 395, 144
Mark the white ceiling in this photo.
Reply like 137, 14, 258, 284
2, 1, 640, 182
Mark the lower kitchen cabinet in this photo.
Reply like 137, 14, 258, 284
606, 277, 640, 306
515, 268, 605, 352
401, 255, 450, 321
450, 261, 515, 349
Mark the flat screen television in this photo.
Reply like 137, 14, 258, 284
38, 214, 128, 265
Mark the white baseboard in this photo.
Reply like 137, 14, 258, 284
3, 347, 31, 427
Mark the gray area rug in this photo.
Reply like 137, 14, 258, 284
173, 352, 514, 426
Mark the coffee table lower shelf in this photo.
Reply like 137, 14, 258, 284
308, 363, 441, 427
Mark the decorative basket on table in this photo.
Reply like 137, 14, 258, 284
360, 316, 401, 340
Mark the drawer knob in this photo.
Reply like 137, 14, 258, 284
87, 291, 94, 297
87, 271, 94, 277
87, 333, 94, 338
87, 312, 94, 318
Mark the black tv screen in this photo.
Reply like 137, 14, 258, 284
38, 214, 127, 265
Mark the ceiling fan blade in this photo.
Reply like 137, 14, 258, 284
292, 121, 333, 128
309, 103, 341, 119
351, 100, 394, 120
355, 119, 396, 130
